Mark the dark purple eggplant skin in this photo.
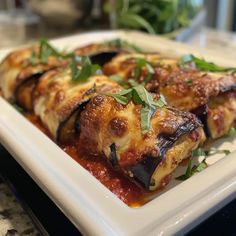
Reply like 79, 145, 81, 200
128, 115, 202, 189
220, 83, 236, 93
15, 73, 43, 109
109, 143, 119, 167
191, 104, 211, 138
89, 51, 119, 66
57, 101, 89, 143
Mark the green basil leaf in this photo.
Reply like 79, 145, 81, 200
143, 73, 153, 84
70, 56, 101, 82
140, 106, 155, 134
128, 79, 140, 87
117, 88, 132, 96
103, 93, 129, 105
176, 157, 207, 181
225, 127, 236, 138
192, 148, 206, 157
175, 157, 193, 180
186, 79, 193, 85
104, 85, 165, 134
132, 88, 145, 105
146, 62, 155, 74
13, 104, 24, 114
39, 38, 61, 63
132, 85, 153, 106
179, 54, 236, 72
91, 64, 102, 75
205, 148, 231, 156
103, 38, 141, 52
195, 159, 207, 172
223, 150, 231, 155
75, 64, 93, 82
151, 95, 166, 108
29, 51, 37, 65
110, 74, 124, 83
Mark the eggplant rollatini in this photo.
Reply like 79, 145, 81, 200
74, 39, 140, 66
33, 68, 120, 142
0, 46, 67, 110
103, 53, 236, 139
0, 47, 205, 191
79, 95, 205, 190
33, 66, 205, 189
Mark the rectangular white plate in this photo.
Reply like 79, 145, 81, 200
1, 31, 236, 236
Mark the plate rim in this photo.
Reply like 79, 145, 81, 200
1, 30, 236, 236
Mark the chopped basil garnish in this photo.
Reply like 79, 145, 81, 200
186, 79, 193, 85
192, 148, 206, 157
176, 157, 207, 180
13, 104, 24, 114
133, 58, 155, 81
29, 51, 37, 65
38, 38, 62, 63
224, 127, 236, 138
104, 85, 166, 134
109, 75, 130, 89
179, 54, 236, 73
29, 38, 70, 65
176, 147, 230, 180
103, 38, 141, 52
70, 56, 101, 82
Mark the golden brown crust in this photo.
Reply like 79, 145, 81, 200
74, 43, 132, 57
104, 53, 236, 110
33, 68, 121, 140
104, 53, 236, 138
79, 95, 205, 190
0, 46, 67, 101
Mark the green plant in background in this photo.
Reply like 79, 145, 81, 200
105, 0, 203, 35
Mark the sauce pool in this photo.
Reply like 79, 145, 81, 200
26, 113, 154, 206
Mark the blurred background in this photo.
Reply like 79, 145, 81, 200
0, 0, 236, 51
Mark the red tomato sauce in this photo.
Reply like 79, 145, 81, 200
26, 113, 155, 207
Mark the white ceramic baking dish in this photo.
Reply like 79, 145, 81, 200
1, 31, 236, 236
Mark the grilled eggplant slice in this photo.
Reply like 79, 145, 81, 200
78, 95, 205, 190
103, 53, 236, 139
33, 68, 121, 142
0, 46, 67, 109
74, 40, 139, 66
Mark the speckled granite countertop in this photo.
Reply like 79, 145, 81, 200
0, 178, 39, 236
0, 27, 236, 236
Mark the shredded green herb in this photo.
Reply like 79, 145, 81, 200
38, 38, 62, 63
179, 54, 236, 73
132, 58, 155, 81
13, 104, 24, 114
176, 147, 230, 180
109, 75, 130, 89
103, 38, 141, 52
224, 127, 236, 138
29, 38, 70, 65
104, 85, 166, 134
70, 55, 101, 82
186, 79, 193, 86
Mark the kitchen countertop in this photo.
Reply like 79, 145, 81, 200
0, 27, 236, 236
0, 177, 39, 236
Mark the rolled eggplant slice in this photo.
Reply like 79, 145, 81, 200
78, 95, 205, 190
74, 39, 140, 66
0, 46, 67, 109
103, 53, 236, 139
33, 68, 121, 142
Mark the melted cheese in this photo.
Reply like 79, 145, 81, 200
79, 95, 205, 190
0, 46, 67, 101
104, 53, 236, 139
34, 68, 121, 140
